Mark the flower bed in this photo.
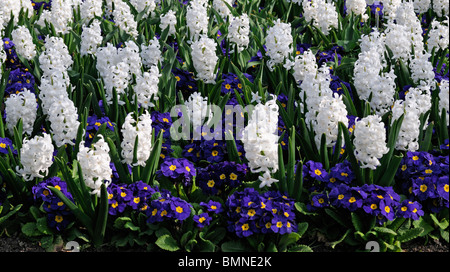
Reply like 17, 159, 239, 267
0, 0, 448, 253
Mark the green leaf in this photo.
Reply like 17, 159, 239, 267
0, 204, 22, 226
113, 217, 132, 229
430, 214, 449, 229
296, 222, 309, 238
339, 122, 363, 185
440, 229, 449, 243
221, 240, 250, 252
278, 232, 301, 252
21, 222, 41, 237
412, 217, 434, 237
325, 208, 350, 228
155, 234, 180, 252
48, 186, 94, 235
295, 202, 318, 216
288, 245, 313, 252
124, 221, 140, 231
329, 229, 351, 249
93, 184, 109, 247
373, 227, 397, 237
141, 131, 163, 184
398, 227, 424, 243
40, 235, 54, 251
37, 217, 53, 235
351, 212, 364, 233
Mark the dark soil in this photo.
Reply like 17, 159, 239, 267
0, 233, 45, 252
402, 237, 449, 252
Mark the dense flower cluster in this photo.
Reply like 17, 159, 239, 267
303, 159, 427, 225
84, 114, 115, 147
32, 177, 75, 231
78, 136, 112, 196
197, 161, 247, 195
17, 133, 54, 181
121, 111, 153, 166
228, 13, 250, 53
396, 151, 449, 212
11, 25, 36, 60
186, 0, 209, 41
225, 188, 298, 237
353, 115, 389, 169
0, 137, 16, 155
160, 9, 177, 37
242, 97, 279, 187
80, 19, 102, 57
4, 88, 37, 136
190, 35, 219, 84
302, 0, 338, 35
158, 157, 196, 187
194, 200, 223, 228
107, 180, 192, 223
265, 19, 293, 71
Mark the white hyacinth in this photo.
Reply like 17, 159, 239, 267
78, 135, 112, 196
228, 13, 250, 53
412, 0, 431, 14
191, 35, 219, 84
185, 92, 212, 127
141, 37, 162, 68
391, 85, 431, 152
17, 133, 54, 181
121, 111, 153, 167
36, 0, 78, 34
291, 49, 318, 84
96, 41, 143, 104
438, 80, 449, 126
426, 17, 449, 53
5, 89, 37, 136
38, 36, 74, 115
409, 52, 436, 89
359, 28, 386, 56
302, 0, 338, 35
242, 96, 279, 187
346, 0, 369, 21
109, 0, 139, 38
313, 94, 349, 148
120, 40, 143, 78
395, 1, 424, 54
433, 0, 449, 17
353, 46, 396, 115
1, 0, 32, 28
265, 19, 293, 71
301, 64, 334, 126
47, 96, 80, 147
391, 102, 419, 152
382, 0, 402, 21
129, 0, 156, 18
80, 0, 103, 23
384, 22, 413, 62
11, 26, 36, 60
134, 65, 161, 109
186, 0, 209, 41
213, 0, 234, 19
80, 19, 103, 57
160, 10, 177, 36
353, 115, 389, 170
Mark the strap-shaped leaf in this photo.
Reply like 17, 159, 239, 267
93, 183, 109, 247
48, 185, 94, 235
